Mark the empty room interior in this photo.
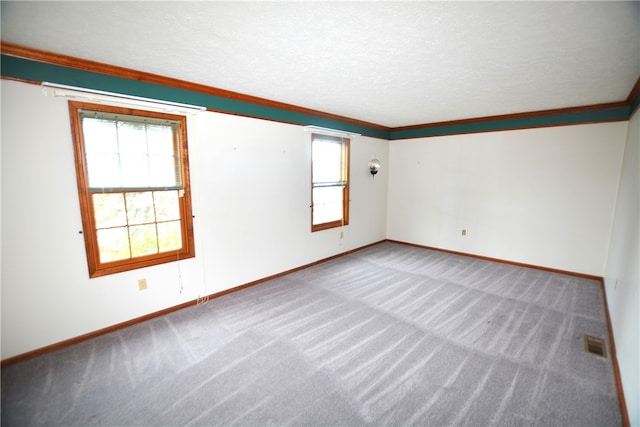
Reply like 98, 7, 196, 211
1, 2, 639, 426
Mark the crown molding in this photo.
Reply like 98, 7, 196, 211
626, 74, 640, 115
0, 41, 389, 137
2, 41, 638, 140
390, 101, 631, 139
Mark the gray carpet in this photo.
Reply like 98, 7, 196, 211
1, 241, 622, 426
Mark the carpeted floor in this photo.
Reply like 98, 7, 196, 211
1, 241, 622, 426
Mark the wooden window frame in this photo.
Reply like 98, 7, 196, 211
311, 134, 350, 232
69, 101, 195, 278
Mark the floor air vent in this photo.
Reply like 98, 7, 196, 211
584, 335, 606, 358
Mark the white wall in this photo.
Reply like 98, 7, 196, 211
2, 78, 634, 422
605, 108, 639, 427
387, 123, 627, 276
0, 80, 389, 359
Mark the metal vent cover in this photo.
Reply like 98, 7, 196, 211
584, 335, 607, 358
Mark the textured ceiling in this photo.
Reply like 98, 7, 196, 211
2, 1, 639, 127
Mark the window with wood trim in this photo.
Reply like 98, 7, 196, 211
311, 134, 350, 231
69, 102, 195, 277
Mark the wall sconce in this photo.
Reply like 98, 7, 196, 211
369, 159, 381, 177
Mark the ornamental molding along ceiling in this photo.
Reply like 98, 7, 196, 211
1, 1, 639, 138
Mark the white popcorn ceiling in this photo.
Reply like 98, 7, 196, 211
2, 1, 639, 128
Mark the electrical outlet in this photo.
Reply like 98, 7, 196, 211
340, 231, 344, 240
461, 229, 467, 236
615, 278, 619, 289
138, 278, 148, 291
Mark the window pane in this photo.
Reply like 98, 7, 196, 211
158, 221, 182, 252
117, 122, 148, 155
147, 125, 176, 156
154, 190, 180, 221
93, 193, 127, 228
84, 118, 121, 189
83, 118, 118, 155
149, 156, 179, 187
129, 224, 158, 257
86, 154, 121, 188
97, 227, 130, 263
313, 186, 343, 225
83, 116, 180, 190
126, 192, 155, 225
120, 155, 150, 188
312, 140, 343, 183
